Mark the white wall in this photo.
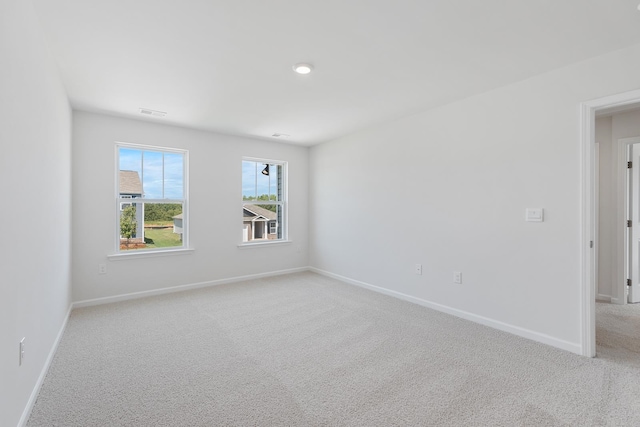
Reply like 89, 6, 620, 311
0, 1, 72, 426
310, 43, 640, 353
72, 112, 309, 302
596, 110, 640, 302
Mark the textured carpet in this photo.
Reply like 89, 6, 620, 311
596, 301, 640, 367
27, 273, 640, 426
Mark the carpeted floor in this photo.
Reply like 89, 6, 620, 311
27, 273, 640, 426
596, 300, 640, 367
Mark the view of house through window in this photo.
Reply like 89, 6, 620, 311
242, 159, 286, 243
117, 144, 187, 251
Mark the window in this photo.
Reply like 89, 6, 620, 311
116, 144, 187, 252
242, 158, 286, 243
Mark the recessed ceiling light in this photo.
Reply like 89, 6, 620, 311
139, 108, 167, 117
292, 63, 313, 75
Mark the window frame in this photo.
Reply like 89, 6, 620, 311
241, 157, 288, 246
114, 142, 189, 255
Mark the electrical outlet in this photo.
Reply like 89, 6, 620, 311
415, 264, 422, 275
19, 338, 25, 366
453, 271, 462, 284
98, 263, 107, 275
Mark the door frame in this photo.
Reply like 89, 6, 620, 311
580, 89, 640, 357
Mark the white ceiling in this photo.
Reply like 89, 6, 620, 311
31, 0, 640, 145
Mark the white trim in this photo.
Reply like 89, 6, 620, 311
594, 142, 599, 304
580, 101, 596, 358
115, 140, 187, 155
119, 198, 183, 204
580, 88, 640, 358
108, 247, 195, 260
72, 267, 308, 308
243, 203, 284, 217
596, 294, 612, 302
18, 304, 73, 427
237, 240, 293, 249
311, 268, 582, 355
242, 155, 287, 165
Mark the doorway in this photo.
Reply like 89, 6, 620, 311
583, 90, 640, 357
596, 135, 640, 306
254, 221, 265, 239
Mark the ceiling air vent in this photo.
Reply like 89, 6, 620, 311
139, 108, 167, 117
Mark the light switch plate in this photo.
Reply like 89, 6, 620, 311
526, 208, 544, 222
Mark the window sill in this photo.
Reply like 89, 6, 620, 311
108, 248, 195, 261
237, 240, 292, 249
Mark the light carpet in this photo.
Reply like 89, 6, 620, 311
27, 273, 640, 426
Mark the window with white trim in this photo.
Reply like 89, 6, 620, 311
242, 158, 286, 243
116, 143, 188, 252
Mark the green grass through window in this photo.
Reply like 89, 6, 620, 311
143, 227, 182, 248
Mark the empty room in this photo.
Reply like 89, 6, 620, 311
4, 0, 640, 426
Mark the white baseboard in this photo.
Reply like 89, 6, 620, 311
72, 267, 310, 309
596, 294, 612, 302
310, 267, 582, 356
18, 304, 73, 427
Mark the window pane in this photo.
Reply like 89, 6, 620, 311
119, 148, 184, 200
270, 164, 280, 199
143, 151, 163, 199
242, 203, 279, 242
119, 201, 144, 250
242, 161, 257, 199
255, 163, 271, 199
242, 161, 281, 202
119, 202, 183, 251
164, 152, 184, 199
143, 203, 184, 249
119, 148, 142, 175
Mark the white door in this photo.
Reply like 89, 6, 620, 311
629, 143, 640, 303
